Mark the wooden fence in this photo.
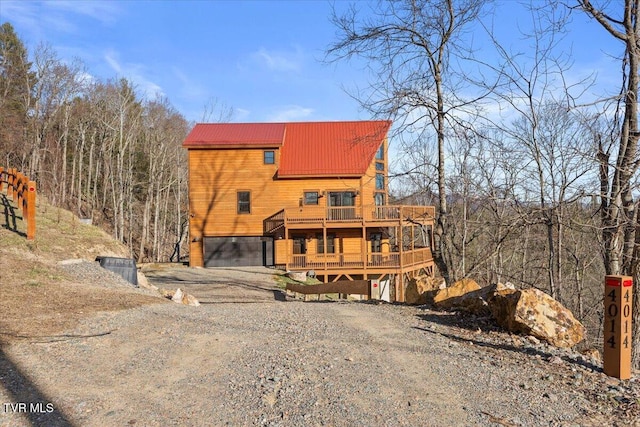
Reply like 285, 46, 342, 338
0, 167, 37, 240
286, 280, 370, 300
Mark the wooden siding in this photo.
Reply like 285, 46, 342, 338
188, 140, 388, 266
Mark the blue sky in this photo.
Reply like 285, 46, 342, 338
0, 0, 625, 125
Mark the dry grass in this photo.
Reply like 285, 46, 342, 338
0, 193, 163, 344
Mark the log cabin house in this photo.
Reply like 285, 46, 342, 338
183, 120, 436, 301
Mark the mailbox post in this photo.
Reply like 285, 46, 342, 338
603, 275, 633, 379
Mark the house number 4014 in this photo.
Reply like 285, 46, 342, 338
603, 275, 633, 380
606, 287, 631, 349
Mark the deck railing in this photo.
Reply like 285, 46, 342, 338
0, 167, 37, 240
264, 209, 285, 234
286, 248, 432, 271
265, 205, 435, 232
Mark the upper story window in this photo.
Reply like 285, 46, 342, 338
304, 191, 319, 205
237, 191, 251, 214
375, 173, 385, 190
264, 150, 275, 164
375, 144, 384, 160
375, 162, 384, 171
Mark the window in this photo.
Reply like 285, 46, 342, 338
237, 191, 251, 214
374, 193, 385, 206
317, 234, 335, 254
264, 150, 275, 164
328, 191, 355, 207
376, 144, 384, 160
375, 162, 384, 171
304, 191, 319, 205
375, 173, 385, 190
370, 233, 382, 253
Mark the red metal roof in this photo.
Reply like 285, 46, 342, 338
183, 120, 391, 177
183, 123, 285, 146
278, 121, 390, 177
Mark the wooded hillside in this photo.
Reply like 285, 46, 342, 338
0, 22, 190, 263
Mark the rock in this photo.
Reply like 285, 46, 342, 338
183, 293, 201, 306
486, 282, 516, 320
490, 288, 585, 348
166, 288, 201, 306
160, 289, 175, 299
429, 281, 516, 315
286, 271, 308, 282
525, 335, 541, 346
136, 270, 158, 291
582, 348, 601, 363
171, 288, 185, 303
433, 278, 481, 309
405, 275, 444, 305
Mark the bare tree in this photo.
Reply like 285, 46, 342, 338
327, 0, 490, 285
576, 0, 640, 368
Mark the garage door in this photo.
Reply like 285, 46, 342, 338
204, 236, 273, 268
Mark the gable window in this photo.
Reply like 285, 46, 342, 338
304, 191, 319, 205
237, 191, 251, 214
264, 150, 275, 164
375, 162, 384, 171
375, 173, 385, 190
376, 144, 384, 160
317, 234, 335, 254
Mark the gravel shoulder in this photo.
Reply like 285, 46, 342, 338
1, 265, 639, 427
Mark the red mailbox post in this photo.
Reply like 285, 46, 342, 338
603, 275, 633, 379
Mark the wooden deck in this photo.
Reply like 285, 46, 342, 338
264, 205, 435, 233
264, 204, 436, 302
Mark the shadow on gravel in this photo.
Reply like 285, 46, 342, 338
0, 346, 74, 426
415, 311, 602, 373
1, 193, 26, 237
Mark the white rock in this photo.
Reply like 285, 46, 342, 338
172, 288, 184, 303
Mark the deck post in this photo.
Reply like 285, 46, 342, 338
362, 224, 367, 278
323, 226, 327, 273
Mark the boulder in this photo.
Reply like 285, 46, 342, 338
433, 278, 481, 309
445, 282, 517, 315
405, 275, 445, 305
489, 288, 585, 348
286, 271, 308, 282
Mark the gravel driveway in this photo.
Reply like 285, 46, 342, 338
1, 266, 638, 426
141, 265, 285, 303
